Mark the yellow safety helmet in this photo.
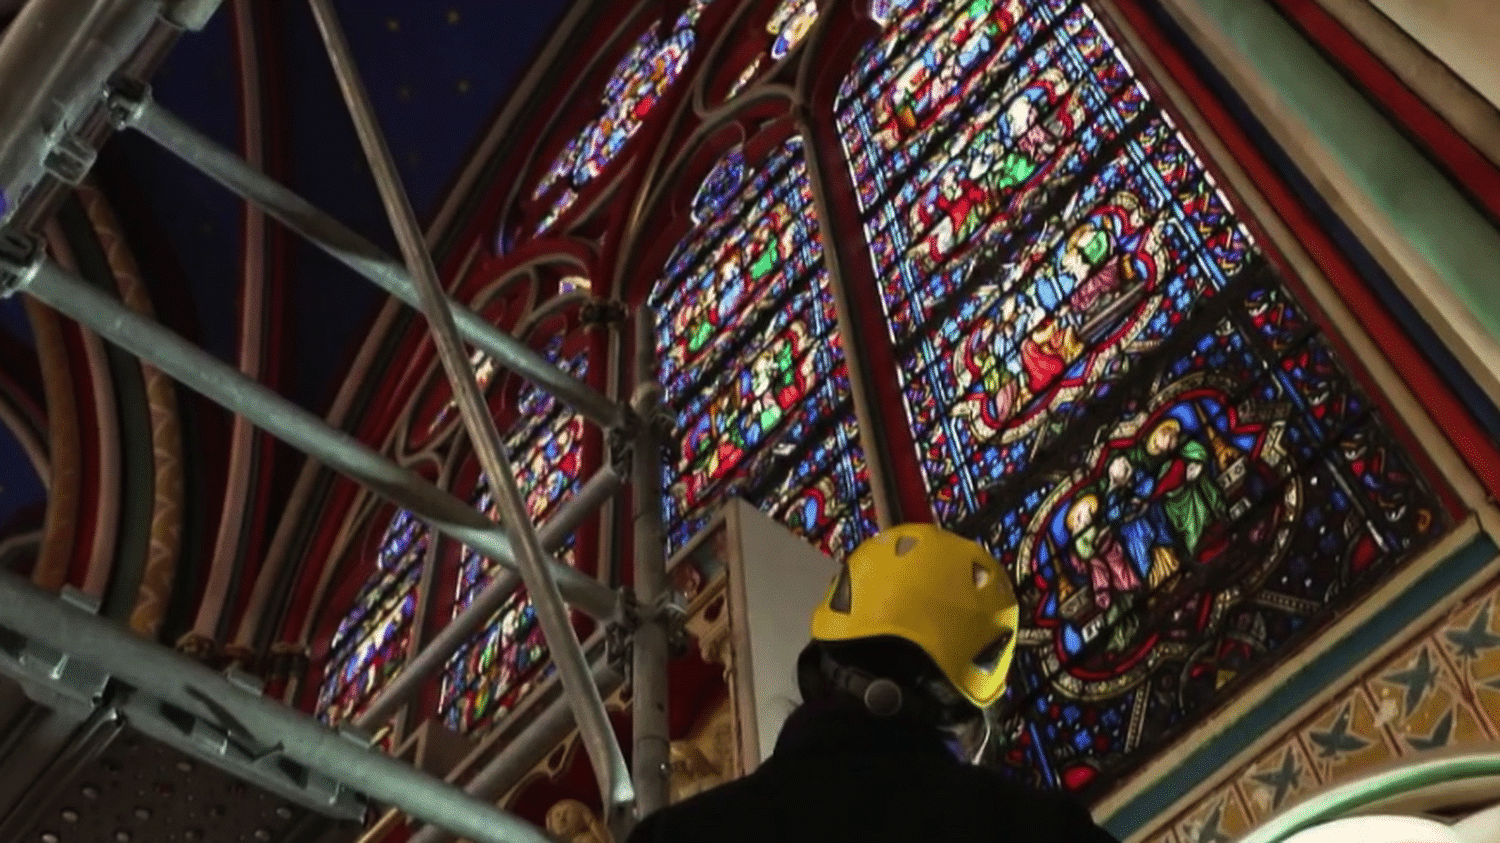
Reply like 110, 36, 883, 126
811, 524, 1020, 708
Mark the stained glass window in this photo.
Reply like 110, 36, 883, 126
769, 0, 819, 59
837, 0, 1448, 796
438, 341, 587, 733
316, 509, 430, 725
726, 0, 819, 100
651, 137, 879, 560
727, 61, 764, 101
869, 0, 901, 24
531, 1, 710, 233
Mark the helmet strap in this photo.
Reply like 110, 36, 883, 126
971, 713, 992, 764
820, 650, 919, 721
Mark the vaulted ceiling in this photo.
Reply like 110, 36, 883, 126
0, 0, 572, 637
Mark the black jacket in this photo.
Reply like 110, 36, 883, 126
627, 699, 1119, 843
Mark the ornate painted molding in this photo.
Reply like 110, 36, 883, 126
74, 182, 185, 637
22, 298, 82, 591
1138, 563, 1500, 843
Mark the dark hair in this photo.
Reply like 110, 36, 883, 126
797, 638, 982, 729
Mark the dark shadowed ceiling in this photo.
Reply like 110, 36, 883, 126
0, 0, 571, 570
104, 0, 571, 406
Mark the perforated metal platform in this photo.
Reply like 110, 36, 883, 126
9, 721, 355, 843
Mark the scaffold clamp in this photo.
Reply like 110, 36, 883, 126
0, 581, 367, 820
0, 228, 43, 298
605, 589, 690, 675
105, 76, 151, 131
42, 132, 97, 185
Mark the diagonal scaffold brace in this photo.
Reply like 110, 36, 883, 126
0, 0, 668, 831
102, 78, 625, 432
306, 0, 635, 821
0, 233, 619, 620
99, 52, 639, 736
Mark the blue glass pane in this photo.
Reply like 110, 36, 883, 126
836, 0, 1447, 797
651, 138, 879, 559
437, 346, 589, 733
316, 510, 429, 725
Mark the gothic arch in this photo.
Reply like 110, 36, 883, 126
301, 0, 1496, 809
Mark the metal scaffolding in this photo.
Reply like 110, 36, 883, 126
0, 0, 675, 840
0, 574, 554, 843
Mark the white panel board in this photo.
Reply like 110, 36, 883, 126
725, 500, 840, 769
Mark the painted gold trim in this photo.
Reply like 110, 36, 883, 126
44, 220, 120, 603
1364, 0, 1500, 112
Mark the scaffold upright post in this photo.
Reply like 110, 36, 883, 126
356, 464, 625, 731
306, 0, 634, 818
629, 305, 672, 825
108, 85, 624, 430
7, 255, 617, 619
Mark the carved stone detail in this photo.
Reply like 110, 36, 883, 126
545, 799, 613, 843
668, 700, 736, 804
175, 632, 218, 663
684, 589, 732, 679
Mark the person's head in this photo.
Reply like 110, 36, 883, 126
1147, 418, 1182, 456
998, 293, 1019, 324
1005, 95, 1035, 134
802, 524, 1020, 752
1067, 494, 1099, 536
1107, 454, 1134, 487
1062, 222, 1109, 281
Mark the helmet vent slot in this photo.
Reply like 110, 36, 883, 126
829, 568, 853, 613
972, 629, 1014, 672
894, 536, 920, 556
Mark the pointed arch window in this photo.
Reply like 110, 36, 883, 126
315, 509, 430, 725
437, 339, 587, 733
836, 0, 1449, 794
651, 137, 878, 559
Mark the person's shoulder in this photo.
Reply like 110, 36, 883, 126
624, 776, 767, 843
